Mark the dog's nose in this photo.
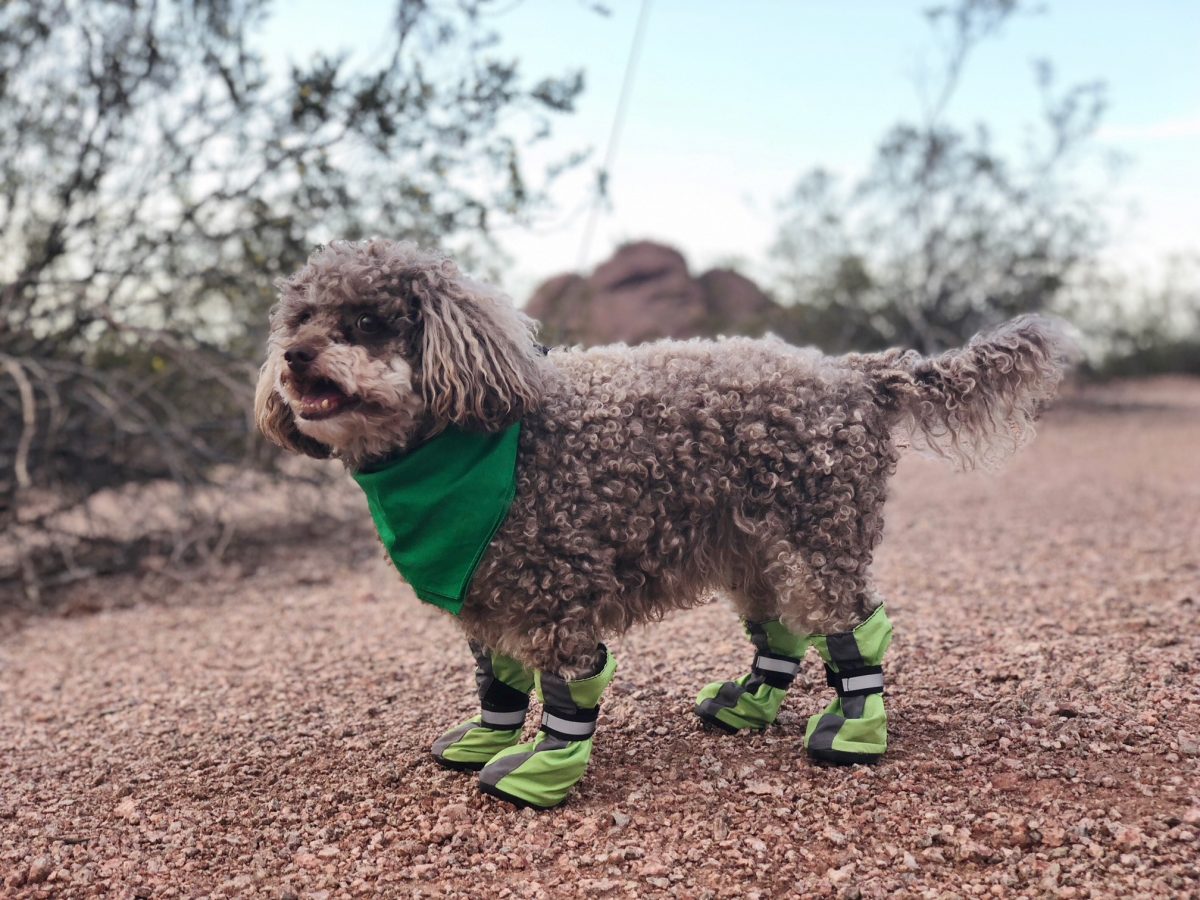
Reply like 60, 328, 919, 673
284, 345, 317, 373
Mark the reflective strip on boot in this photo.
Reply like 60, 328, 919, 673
825, 664, 884, 698
751, 652, 802, 689
541, 710, 598, 740
480, 706, 528, 728
753, 655, 801, 676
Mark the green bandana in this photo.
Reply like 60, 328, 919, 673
351, 423, 521, 615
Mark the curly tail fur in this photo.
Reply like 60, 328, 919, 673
857, 315, 1079, 470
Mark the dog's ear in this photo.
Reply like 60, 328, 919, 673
254, 358, 332, 458
413, 262, 544, 431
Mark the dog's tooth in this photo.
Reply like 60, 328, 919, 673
321, 399, 331, 410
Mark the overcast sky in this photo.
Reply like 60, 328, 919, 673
263, 1, 1200, 301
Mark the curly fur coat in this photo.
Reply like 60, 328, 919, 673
256, 240, 1075, 677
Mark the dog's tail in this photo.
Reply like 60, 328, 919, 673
852, 314, 1079, 470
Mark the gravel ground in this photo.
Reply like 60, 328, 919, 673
2, 378, 1198, 898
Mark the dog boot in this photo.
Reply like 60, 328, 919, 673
695, 619, 808, 733
432, 643, 535, 772
478, 645, 617, 809
804, 604, 892, 764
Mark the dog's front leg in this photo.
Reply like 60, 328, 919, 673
478, 644, 617, 810
431, 641, 535, 772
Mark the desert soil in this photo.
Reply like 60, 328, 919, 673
1, 378, 1198, 898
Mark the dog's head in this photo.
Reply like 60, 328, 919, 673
255, 240, 544, 467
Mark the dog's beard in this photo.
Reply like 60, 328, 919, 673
280, 351, 425, 465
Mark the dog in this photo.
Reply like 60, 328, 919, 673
255, 238, 1075, 807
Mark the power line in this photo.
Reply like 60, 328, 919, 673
575, 0, 652, 273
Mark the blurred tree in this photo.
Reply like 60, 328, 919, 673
0, 0, 585, 596
771, 0, 1109, 354
1074, 254, 1200, 378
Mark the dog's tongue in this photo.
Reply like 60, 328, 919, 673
298, 381, 351, 419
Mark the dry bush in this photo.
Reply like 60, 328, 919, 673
0, 0, 588, 603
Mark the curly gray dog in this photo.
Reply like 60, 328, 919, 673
256, 238, 1075, 808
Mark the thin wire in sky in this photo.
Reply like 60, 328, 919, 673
575, 0, 653, 273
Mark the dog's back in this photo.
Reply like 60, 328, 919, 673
470, 335, 901, 643
465, 320, 1075, 659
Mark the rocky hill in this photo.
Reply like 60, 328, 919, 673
525, 241, 779, 345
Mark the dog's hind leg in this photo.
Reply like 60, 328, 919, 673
803, 605, 892, 765
694, 614, 809, 733
431, 641, 535, 772
478, 643, 618, 810
694, 557, 810, 734
783, 532, 893, 765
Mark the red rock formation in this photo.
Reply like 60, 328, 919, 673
525, 241, 778, 346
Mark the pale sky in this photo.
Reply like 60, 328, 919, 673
263, 1, 1200, 301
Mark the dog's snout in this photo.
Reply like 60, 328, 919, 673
284, 345, 318, 372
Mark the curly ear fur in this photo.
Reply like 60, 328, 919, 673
253, 358, 331, 459
412, 260, 544, 431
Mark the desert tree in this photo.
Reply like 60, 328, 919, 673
1072, 253, 1200, 378
771, 0, 1109, 354
0, 0, 585, 598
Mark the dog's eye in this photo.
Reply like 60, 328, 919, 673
356, 313, 383, 335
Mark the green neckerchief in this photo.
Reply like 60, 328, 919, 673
352, 423, 521, 615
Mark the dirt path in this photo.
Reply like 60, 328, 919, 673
2, 380, 1198, 898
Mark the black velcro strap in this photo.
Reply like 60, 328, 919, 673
824, 664, 884, 697
538, 705, 600, 741
750, 652, 802, 689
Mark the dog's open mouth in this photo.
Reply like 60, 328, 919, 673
294, 378, 361, 421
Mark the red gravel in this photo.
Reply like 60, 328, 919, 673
1, 378, 1198, 898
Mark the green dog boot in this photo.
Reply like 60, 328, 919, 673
479, 646, 617, 809
695, 619, 808, 733
804, 604, 892, 765
432, 643, 535, 772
